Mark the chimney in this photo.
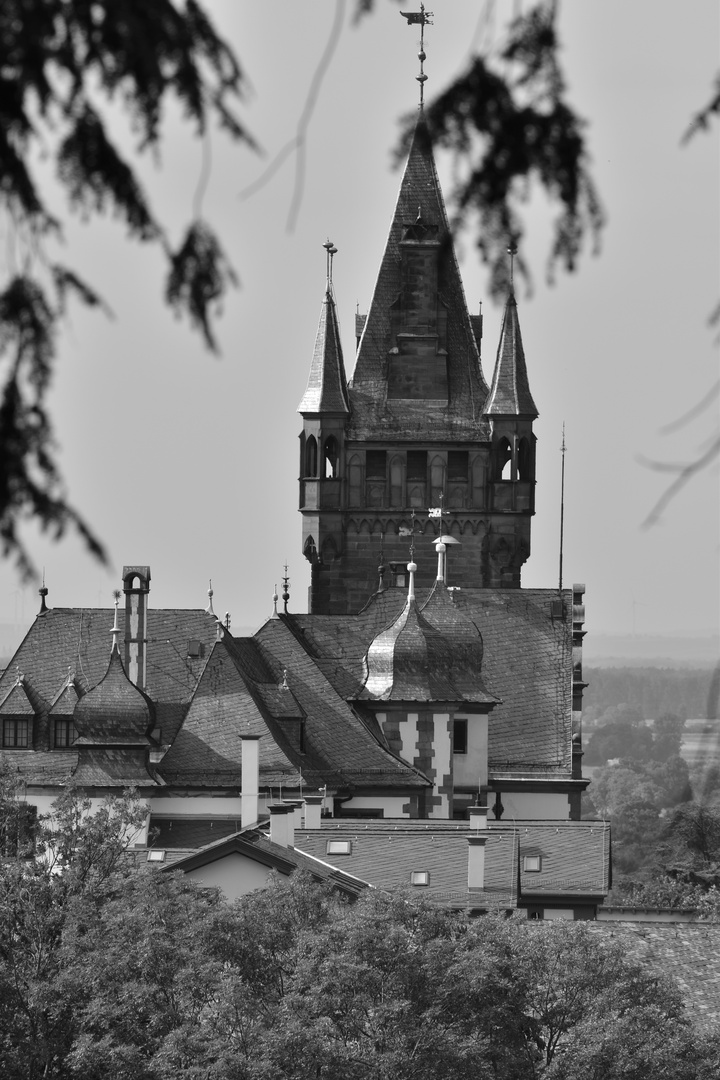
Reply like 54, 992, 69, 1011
122, 566, 150, 690
240, 736, 261, 828
268, 804, 294, 848
303, 794, 324, 829
287, 799, 303, 831
468, 806, 488, 891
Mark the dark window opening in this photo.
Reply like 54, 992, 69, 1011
54, 718, 76, 748
496, 438, 512, 480
518, 438, 532, 481
453, 718, 468, 755
305, 435, 318, 477
389, 561, 408, 588
448, 451, 469, 482
323, 436, 339, 479
3, 719, 28, 749
407, 451, 427, 481
187, 639, 204, 659
366, 450, 387, 479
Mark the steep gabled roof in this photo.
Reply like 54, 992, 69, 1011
298, 288, 350, 415
485, 290, 538, 417
349, 115, 489, 439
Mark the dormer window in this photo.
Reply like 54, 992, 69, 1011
3, 719, 28, 748
54, 719, 76, 748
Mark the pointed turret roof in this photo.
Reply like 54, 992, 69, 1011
298, 288, 349, 415
73, 646, 153, 745
349, 115, 489, 438
485, 290, 538, 417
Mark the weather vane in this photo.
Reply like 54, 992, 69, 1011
323, 239, 337, 289
401, 4, 434, 107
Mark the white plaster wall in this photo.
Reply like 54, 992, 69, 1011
29, 794, 151, 845
398, 711, 417, 763
184, 851, 274, 901
432, 713, 451, 818
497, 791, 569, 821
453, 715, 488, 788
148, 795, 242, 816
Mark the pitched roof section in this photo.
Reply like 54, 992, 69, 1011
485, 290, 538, 417
349, 115, 489, 439
298, 288, 350, 415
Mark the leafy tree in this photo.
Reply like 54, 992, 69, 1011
0, 0, 254, 577
662, 802, 720, 869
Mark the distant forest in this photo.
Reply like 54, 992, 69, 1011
583, 667, 717, 722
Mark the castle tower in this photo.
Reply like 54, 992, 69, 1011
299, 115, 538, 613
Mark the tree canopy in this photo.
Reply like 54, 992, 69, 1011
1, 780, 719, 1078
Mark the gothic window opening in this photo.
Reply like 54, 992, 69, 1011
496, 438, 512, 480
518, 438, 532, 481
366, 450, 387, 479
305, 435, 318, 477
407, 451, 427, 481
323, 436, 339, 479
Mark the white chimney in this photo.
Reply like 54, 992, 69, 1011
303, 794, 324, 829
240, 736, 261, 827
468, 806, 488, 890
269, 804, 294, 848
287, 800, 303, 831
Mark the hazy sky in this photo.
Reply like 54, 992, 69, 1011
2, 1, 718, 644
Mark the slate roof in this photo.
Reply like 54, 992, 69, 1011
293, 819, 609, 909
485, 290, 538, 417
286, 585, 575, 780
349, 114, 490, 441
298, 288, 350, 415
362, 584, 498, 704
588, 922, 720, 1030
161, 629, 429, 794
74, 647, 153, 745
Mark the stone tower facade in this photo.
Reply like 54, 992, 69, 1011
299, 117, 538, 615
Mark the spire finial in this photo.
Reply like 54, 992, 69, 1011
271, 584, 279, 619
401, 4, 433, 107
559, 424, 566, 593
110, 590, 121, 652
38, 569, 49, 615
207, 579, 214, 615
282, 565, 290, 614
323, 239, 338, 291
508, 240, 518, 290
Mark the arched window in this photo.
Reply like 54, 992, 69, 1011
496, 438, 512, 480
305, 435, 318, 478
518, 438, 532, 481
323, 436, 339, 479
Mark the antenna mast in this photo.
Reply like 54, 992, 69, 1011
558, 424, 566, 593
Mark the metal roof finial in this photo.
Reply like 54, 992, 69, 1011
401, 4, 433, 107
110, 590, 121, 652
323, 239, 338, 291
271, 584, 279, 619
38, 568, 49, 615
508, 239, 518, 291
282, 565, 290, 614
207, 579, 215, 615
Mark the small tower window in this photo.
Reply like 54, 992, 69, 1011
365, 450, 387, 479
518, 438, 532, 481
305, 435, 318, 478
496, 438, 512, 480
448, 451, 469, 482
407, 451, 427, 481
323, 436, 339, 479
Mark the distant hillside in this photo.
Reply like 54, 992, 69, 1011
583, 666, 718, 721
584, 633, 719, 669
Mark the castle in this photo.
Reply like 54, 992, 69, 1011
0, 103, 609, 917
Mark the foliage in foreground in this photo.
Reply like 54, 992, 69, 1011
1, 782, 719, 1079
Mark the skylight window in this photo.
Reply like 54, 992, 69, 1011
523, 855, 541, 872
147, 849, 166, 862
326, 839, 352, 855
410, 871, 430, 886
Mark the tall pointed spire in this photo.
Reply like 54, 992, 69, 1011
349, 114, 488, 435
298, 249, 349, 416
485, 290, 538, 417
